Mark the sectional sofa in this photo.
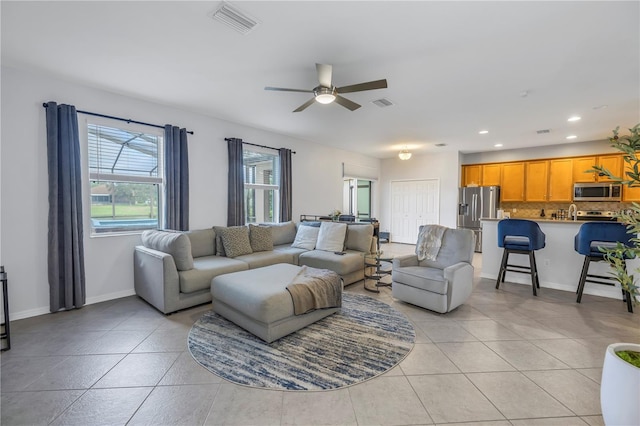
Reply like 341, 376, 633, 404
134, 221, 375, 314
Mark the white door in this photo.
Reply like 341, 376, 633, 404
391, 180, 439, 244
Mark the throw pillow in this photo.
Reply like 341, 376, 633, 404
218, 226, 253, 258
345, 224, 374, 252
249, 224, 273, 252
141, 230, 194, 271
315, 222, 348, 252
291, 224, 320, 250
212, 227, 227, 256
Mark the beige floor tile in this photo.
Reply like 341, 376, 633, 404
510, 416, 588, 425
158, 351, 222, 385
132, 327, 190, 352
399, 343, 459, 375
437, 341, 515, 373
580, 415, 605, 426
205, 383, 282, 425
25, 354, 125, 391
93, 352, 181, 388
458, 319, 524, 341
483, 340, 569, 370
576, 368, 602, 384
530, 339, 604, 368
281, 388, 356, 425
409, 374, 504, 424
467, 371, 573, 419
349, 375, 432, 425
129, 384, 219, 425
1, 390, 85, 425
523, 370, 601, 416
415, 321, 479, 343
437, 422, 511, 426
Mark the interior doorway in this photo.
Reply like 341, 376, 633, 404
343, 178, 372, 219
390, 179, 439, 244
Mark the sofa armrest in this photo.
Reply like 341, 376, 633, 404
393, 254, 419, 268
443, 262, 474, 312
134, 245, 180, 314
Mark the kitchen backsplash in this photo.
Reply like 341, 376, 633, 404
501, 201, 634, 219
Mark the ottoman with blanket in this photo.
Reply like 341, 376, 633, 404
211, 263, 342, 343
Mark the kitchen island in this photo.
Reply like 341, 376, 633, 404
481, 218, 637, 301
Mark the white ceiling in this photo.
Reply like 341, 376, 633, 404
2, 1, 639, 159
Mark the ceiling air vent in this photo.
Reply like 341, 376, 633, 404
435, 143, 447, 147
210, 2, 259, 34
536, 129, 551, 134
372, 98, 394, 108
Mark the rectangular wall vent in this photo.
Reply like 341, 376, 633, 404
211, 2, 259, 34
372, 98, 394, 108
536, 129, 551, 134
435, 143, 447, 147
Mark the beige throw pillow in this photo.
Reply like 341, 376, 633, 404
315, 222, 347, 252
291, 225, 320, 250
249, 224, 273, 252
218, 226, 253, 258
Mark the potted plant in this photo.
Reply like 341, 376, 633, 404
589, 124, 640, 425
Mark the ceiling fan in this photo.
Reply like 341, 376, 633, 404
265, 63, 388, 112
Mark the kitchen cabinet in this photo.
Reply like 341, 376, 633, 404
525, 160, 549, 201
462, 165, 481, 186
573, 156, 597, 182
596, 154, 623, 182
548, 159, 574, 201
482, 163, 502, 186
501, 162, 525, 202
622, 160, 640, 201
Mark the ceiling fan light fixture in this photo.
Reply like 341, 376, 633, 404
314, 87, 336, 104
398, 149, 412, 160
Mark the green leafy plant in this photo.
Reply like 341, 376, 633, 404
589, 124, 640, 305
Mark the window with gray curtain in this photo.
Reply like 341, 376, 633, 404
165, 125, 189, 231
45, 101, 86, 312
279, 148, 292, 221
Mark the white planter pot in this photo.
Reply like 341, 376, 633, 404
601, 343, 640, 426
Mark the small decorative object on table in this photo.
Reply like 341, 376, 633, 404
364, 251, 394, 293
328, 209, 341, 221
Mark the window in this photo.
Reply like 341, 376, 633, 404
243, 147, 279, 223
88, 123, 163, 234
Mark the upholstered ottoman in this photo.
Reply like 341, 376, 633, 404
211, 263, 341, 343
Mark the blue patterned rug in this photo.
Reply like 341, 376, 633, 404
188, 292, 415, 391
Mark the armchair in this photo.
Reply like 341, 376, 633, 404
392, 226, 475, 313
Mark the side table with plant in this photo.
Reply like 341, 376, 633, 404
588, 123, 640, 426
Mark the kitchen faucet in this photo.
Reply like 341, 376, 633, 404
568, 204, 578, 221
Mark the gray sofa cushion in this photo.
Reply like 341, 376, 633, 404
141, 230, 194, 271
186, 229, 216, 258
346, 224, 374, 252
234, 250, 294, 269
273, 244, 308, 265
178, 255, 248, 294
218, 226, 253, 258
418, 228, 475, 270
262, 221, 297, 246
298, 249, 363, 276
315, 222, 347, 252
249, 224, 273, 252
392, 266, 447, 295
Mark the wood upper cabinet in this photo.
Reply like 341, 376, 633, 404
548, 158, 574, 201
501, 162, 525, 202
573, 156, 597, 182
462, 165, 482, 186
482, 163, 502, 186
596, 154, 623, 182
622, 159, 640, 201
525, 160, 549, 201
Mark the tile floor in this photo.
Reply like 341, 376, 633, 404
2, 244, 639, 425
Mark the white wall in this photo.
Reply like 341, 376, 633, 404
0, 66, 380, 319
379, 151, 460, 237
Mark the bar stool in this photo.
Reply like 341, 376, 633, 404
574, 222, 634, 312
496, 219, 546, 296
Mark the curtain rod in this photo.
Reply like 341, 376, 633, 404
225, 138, 296, 154
42, 103, 194, 135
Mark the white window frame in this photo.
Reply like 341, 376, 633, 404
85, 118, 164, 236
243, 146, 280, 223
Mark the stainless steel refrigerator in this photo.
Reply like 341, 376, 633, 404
457, 186, 500, 252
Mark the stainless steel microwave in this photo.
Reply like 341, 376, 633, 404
573, 183, 622, 201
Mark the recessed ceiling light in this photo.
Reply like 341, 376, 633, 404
494, 143, 503, 147
568, 116, 581, 122
566, 135, 577, 139
479, 130, 489, 135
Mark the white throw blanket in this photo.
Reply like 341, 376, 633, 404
415, 225, 447, 261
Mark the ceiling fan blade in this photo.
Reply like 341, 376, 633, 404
337, 79, 388, 94
316, 63, 333, 88
334, 95, 361, 111
265, 86, 313, 93
293, 98, 316, 113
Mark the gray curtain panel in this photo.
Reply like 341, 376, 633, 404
227, 138, 245, 226
45, 101, 86, 312
279, 148, 293, 222
165, 125, 189, 231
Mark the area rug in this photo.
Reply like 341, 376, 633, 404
188, 292, 415, 391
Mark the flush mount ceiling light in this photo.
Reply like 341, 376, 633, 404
479, 130, 489, 134
494, 143, 503, 147
398, 148, 412, 160
313, 87, 336, 104
567, 135, 577, 139
568, 116, 581, 122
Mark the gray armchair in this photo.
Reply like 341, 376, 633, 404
392, 226, 475, 313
